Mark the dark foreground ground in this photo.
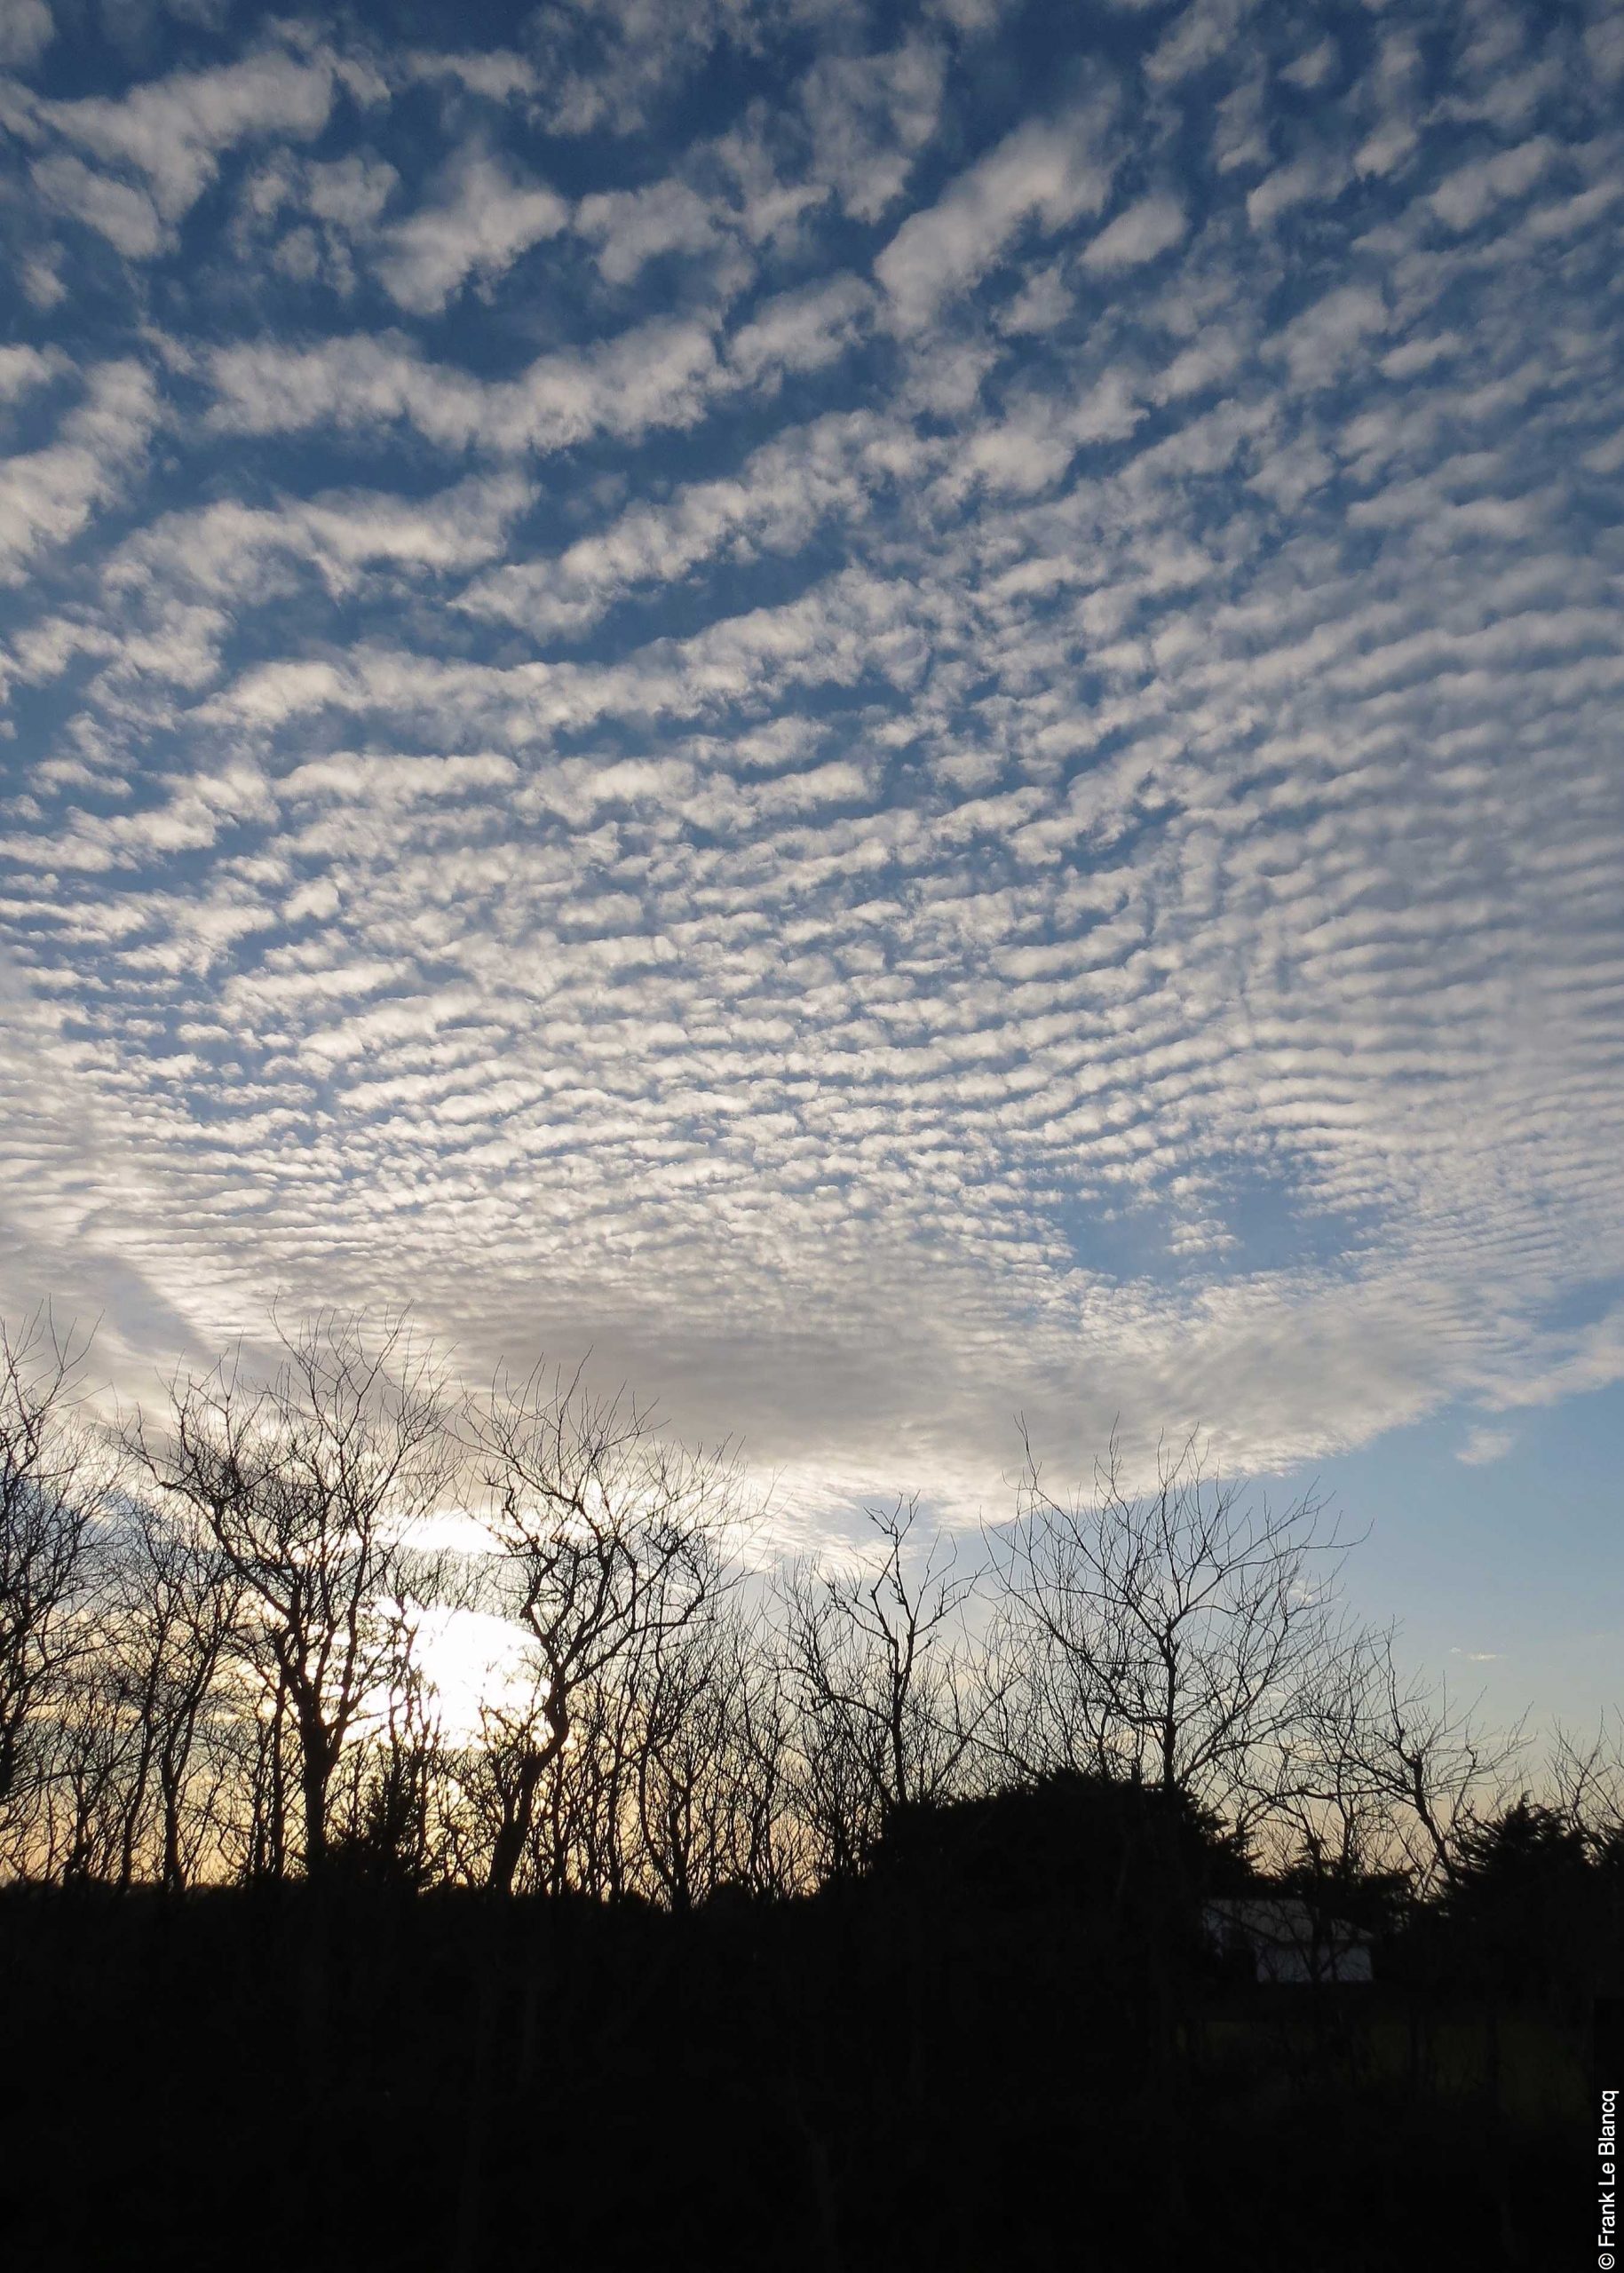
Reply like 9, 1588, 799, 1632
0, 1881, 1587, 2272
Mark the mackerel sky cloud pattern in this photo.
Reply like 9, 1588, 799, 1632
2, 0, 1623, 1529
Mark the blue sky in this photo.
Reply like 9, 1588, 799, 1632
2, 0, 1622, 1713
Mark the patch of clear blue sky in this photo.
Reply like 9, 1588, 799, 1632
1293, 1382, 1624, 1733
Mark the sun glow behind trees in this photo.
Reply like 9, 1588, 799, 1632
2, 1301, 1608, 1901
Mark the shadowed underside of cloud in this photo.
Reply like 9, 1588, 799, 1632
2, 0, 1624, 1516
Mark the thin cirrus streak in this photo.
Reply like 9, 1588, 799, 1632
0, 0, 1621, 1532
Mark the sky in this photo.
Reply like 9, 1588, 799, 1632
1, 0, 1621, 1718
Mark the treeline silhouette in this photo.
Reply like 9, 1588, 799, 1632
0, 1307, 1609, 2269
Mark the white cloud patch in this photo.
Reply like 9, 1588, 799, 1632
1281, 36, 1336, 92
1081, 191, 1187, 273
1145, 0, 1258, 89
0, 0, 51, 68
455, 410, 878, 639
575, 178, 719, 285
801, 34, 947, 222
32, 152, 166, 257
1429, 136, 1552, 231
875, 100, 1118, 330
728, 275, 874, 387
0, 344, 59, 405
1271, 284, 1389, 386
102, 471, 534, 616
377, 147, 568, 313
34, 45, 335, 246
1457, 1426, 1515, 1467
0, 359, 157, 584
205, 316, 725, 455
1247, 150, 1351, 228
1586, 12, 1624, 84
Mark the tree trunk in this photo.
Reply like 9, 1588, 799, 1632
487, 1731, 563, 1897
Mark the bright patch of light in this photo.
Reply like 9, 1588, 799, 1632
413, 1604, 533, 1741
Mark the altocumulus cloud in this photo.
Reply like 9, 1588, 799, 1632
1, 0, 1623, 1525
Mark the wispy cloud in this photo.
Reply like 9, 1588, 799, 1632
1457, 1427, 1515, 1468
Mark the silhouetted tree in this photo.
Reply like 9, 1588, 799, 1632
631, 1599, 796, 1908
471, 1365, 736, 1897
1548, 1711, 1624, 1847
99, 1497, 243, 1890
45, 1639, 127, 1881
783, 1496, 986, 1877
0, 1311, 107, 1862
871, 1767, 1249, 1916
722, 1620, 810, 1899
128, 1311, 454, 1881
1445, 1797, 1596, 2004
987, 1430, 1349, 1835
1301, 1622, 1525, 1890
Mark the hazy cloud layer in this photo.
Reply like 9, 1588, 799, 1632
2, 0, 1623, 1521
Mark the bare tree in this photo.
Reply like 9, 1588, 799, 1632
556, 1678, 632, 1897
470, 1365, 735, 1898
127, 1311, 455, 1881
724, 1619, 810, 1899
226, 1656, 296, 1887
1547, 1712, 1624, 1849
783, 1496, 986, 1876
42, 1640, 128, 1882
1251, 1636, 1395, 1889
0, 1311, 107, 1860
329, 1642, 448, 1889
1297, 1621, 1526, 1890
986, 1430, 1351, 1833
459, 1667, 630, 1899
631, 1603, 767, 1908
94, 1498, 245, 1889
